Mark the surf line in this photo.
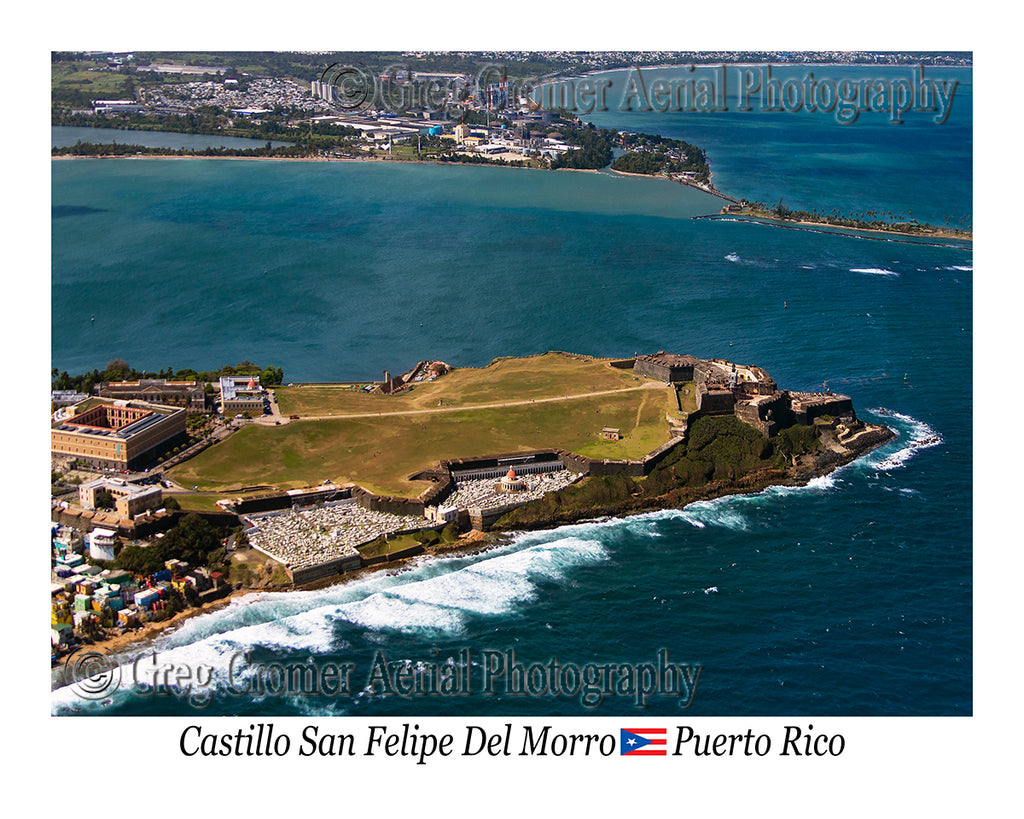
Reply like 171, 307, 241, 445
693, 214, 972, 250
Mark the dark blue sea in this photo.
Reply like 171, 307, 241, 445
50, 64, 972, 717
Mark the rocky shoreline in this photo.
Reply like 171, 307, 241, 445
491, 422, 896, 532
55, 417, 894, 669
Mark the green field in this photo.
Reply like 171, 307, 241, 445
275, 353, 644, 416
676, 382, 698, 414
171, 354, 675, 497
52, 64, 138, 108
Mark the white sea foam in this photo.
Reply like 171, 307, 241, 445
52, 532, 616, 713
286, 534, 607, 636
944, 265, 972, 271
680, 497, 751, 530
850, 267, 899, 277
339, 594, 468, 635
386, 563, 536, 617
674, 467, 847, 532
802, 473, 837, 492
866, 408, 943, 471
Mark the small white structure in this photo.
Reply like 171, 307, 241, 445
498, 468, 527, 494
88, 528, 117, 562
426, 505, 458, 524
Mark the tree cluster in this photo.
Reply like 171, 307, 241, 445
114, 513, 224, 575
53, 141, 308, 158
548, 124, 614, 170
52, 359, 284, 396
612, 132, 710, 181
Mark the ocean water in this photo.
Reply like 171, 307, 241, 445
50, 65, 971, 716
582, 64, 973, 227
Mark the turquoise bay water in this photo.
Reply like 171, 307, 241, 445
583, 65, 972, 227
51, 67, 971, 715
52, 125, 291, 150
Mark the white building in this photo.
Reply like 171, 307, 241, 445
426, 505, 458, 524
88, 528, 117, 562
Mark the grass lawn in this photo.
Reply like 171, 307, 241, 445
676, 382, 698, 413
171, 493, 225, 513
276, 353, 642, 416
357, 532, 422, 560
171, 354, 675, 497
52, 65, 136, 106
171, 490, 273, 512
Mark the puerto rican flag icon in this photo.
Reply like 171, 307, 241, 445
620, 728, 667, 756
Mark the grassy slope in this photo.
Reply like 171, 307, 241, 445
171, 354, 674, 497
275, 353, 642, 415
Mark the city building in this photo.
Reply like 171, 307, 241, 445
92, 99, 143, 114
498, 468, 527, 493
79, 477, 163, 519
51, 399, 187, 470
219, 375, 266, 416
96, 379, 208, 412
51, 390, 90, 408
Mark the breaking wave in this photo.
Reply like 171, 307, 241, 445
51, 530, 611, 714
865, 409, 944, 470
850, 267, 899, 277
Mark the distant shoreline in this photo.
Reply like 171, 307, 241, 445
577, 60, 972, 77
51, 151, 967, 240
51, 153, 731, 204
704, 210, 972, 244
609, 167, 734, 201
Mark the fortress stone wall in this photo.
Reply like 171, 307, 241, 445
634, 352, 698, 383
789, 393, 855, 425
696, 382, 737, 415
218, 353, 865, 556
734, 392, 791, 437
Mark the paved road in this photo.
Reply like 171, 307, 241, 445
252, 389, 285, 426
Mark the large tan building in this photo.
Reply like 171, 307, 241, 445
79, 477, 163, 519
51, 399, 187, 470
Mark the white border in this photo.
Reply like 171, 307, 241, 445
18, 3, 1014, 813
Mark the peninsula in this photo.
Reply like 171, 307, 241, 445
52, 352, 894, 609
51, 51, 972, 237
714, 201, 972, 242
